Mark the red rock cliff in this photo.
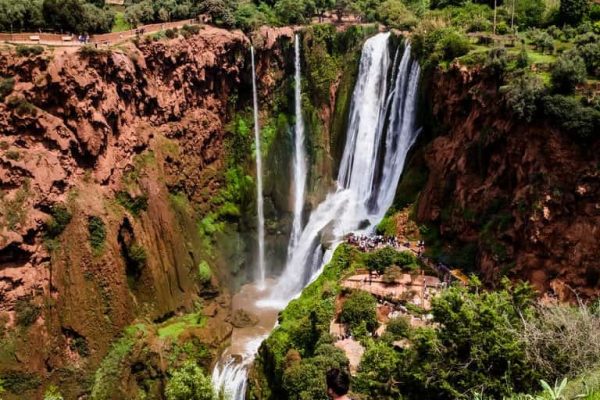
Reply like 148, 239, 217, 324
416, 65, 600, 300
0, 26, 294, 398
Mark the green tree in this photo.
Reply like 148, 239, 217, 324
551, 51, 587, 94
503, 73, 545, 121
165, 362, 215, 400
559, 0, 590, 25
354, 340, 401, 398
43, 0, 86, 32
514, 0, 546, 27
340, 290, 378, 332
375, 0, 418, 30
282, 360, 327, 400
202, 0, 236, 27
124, 0, 154, 27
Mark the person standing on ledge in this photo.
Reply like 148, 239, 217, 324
326, 368, 352, 400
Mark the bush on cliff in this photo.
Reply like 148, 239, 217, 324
340, 290, 378, 332
502, 73, 545, 122
542, 94, 600, 140
551, 51, 587, 94
88, 216, 107, 253
165, 361, 215, 400
0, 77, 14, 102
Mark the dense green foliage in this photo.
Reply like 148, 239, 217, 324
88, 216, 107, 253
0, 77, 14, 102
116, 191, 148, 217
165, 361, 215, 400
44, 204, 72, 238
365, 246, 418, 273
551, 51, 587, 94
0, 0, 114, 33
15, 297, 41, 326
197, 261, 212, 284
340, 290, 378, 331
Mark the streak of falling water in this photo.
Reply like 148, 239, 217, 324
251, 46, 266, 288
212, 35, 421, 399
287, 34, 308, 257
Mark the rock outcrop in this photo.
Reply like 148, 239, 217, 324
416, 64, 600, 300
0, 26, 295, 399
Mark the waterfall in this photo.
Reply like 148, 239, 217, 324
212, 33, 421, 399
288, 34, 308, 256
263, 33, 421, 304
251, 46, 266, 287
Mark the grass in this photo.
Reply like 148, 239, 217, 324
157, 313, 206, 339
112, 12, 130, 33
527, 50, 557, 65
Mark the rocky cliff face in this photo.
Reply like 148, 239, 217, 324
0, 26, 298, 399
0, 22, 368, 398
415, 65, 600, 300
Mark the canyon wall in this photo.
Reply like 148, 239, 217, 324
0, 24, 376, 399
411, 64, 599, 300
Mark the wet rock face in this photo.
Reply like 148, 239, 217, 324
417, 65, 600, 301
0, 26, 295, 398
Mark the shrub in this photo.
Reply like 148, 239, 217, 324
559, 0, 590, 26
516, 46, 530, 68
412, 26, 470, 65
15, 297, 41, 326
503, 73, 545, 121
519, 303, 600, 381
531, 30, 555, 54
6, 96, 38, 117
515, 0, 546, 27
375, 0, 418, 30
340, 290, 378, 332
485, 47, 508, 78
575, 33, 600, 76
88, 216, 106, 252
354, 339, 401, 398
437, 29, 471, 61
551, 51, 587, 93
44, 385, 64, 400
542, 94, 600, 139
5, 150, 20, 161
45, 204, 72, 238
197, 261, 212, 284
78, 45, 110, 58
165, 28, 176, 39
115, 191, 148, 217
0, 77, 14, 101
15, 45, 43, 57
385, 316, 411, 339
382, 265, 404, 285
127, 243, 147, 267
365, 247, 417, 274
165, 361, 214, 400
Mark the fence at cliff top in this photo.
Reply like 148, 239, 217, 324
0, 19, 201, 46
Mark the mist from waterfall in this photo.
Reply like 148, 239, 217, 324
287, 34, 308, 257
251, 46, 266, 287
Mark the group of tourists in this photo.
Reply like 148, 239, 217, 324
346, 233, 402, 251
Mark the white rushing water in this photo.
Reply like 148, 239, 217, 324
263, 34, 421, 304
251, 46, 266, 287
212, 34, 421, 399
288, 34, 308, 257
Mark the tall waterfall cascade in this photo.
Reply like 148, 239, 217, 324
212, 33, 421, 399
288, 34, 308, 257
264, 33, 421, 304
251, 46, 266, 287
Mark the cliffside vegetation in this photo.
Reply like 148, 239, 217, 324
252, 245, 600, 399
